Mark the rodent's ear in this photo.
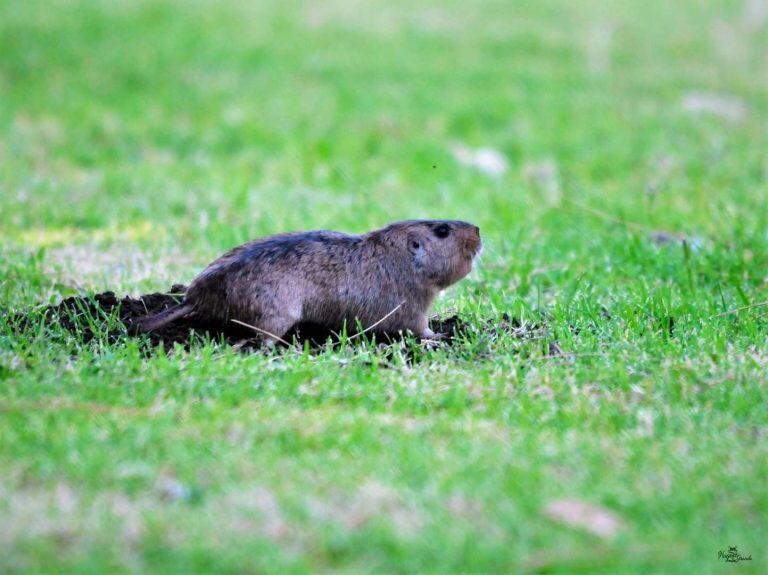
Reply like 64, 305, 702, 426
407, 233, 425, 257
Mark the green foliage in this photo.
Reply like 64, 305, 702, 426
0, 0, 766, 573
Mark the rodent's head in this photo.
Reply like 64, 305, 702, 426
375, 220, 482, 289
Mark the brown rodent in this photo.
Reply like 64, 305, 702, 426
136, 219, 481, 343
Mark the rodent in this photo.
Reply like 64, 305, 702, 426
136, 219, 482, 343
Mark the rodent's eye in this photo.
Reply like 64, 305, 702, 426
433, 224, 450, 239
411, 240, 421, 250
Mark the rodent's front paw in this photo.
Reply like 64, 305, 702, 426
419, 328, 442, 340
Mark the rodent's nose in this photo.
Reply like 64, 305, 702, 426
464, 227, 482, 253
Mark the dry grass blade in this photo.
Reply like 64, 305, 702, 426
567, 200, 734, 249
544, 499, 625, 539
711, 301, 768, 318
229, 319, 292, 347
567, 200, 657, 234
0, 399, 149, 416
526, 352, 606, 363
347, 300, 406, 340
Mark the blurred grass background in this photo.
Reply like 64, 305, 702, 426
0, 1, 767, 573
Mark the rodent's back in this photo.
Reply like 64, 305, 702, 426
184, 231, 369, 321
184, 229, 431, 329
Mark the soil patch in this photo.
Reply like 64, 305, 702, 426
11, 285, 540, 353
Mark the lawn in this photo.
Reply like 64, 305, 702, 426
1, 0, 767, 573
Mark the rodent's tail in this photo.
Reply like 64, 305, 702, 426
131, 302, 194, 333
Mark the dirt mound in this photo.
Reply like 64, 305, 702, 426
12, 285, 529, 353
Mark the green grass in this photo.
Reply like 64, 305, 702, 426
1, 0, 767, 573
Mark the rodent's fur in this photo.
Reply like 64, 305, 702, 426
137, 219, 481, 342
